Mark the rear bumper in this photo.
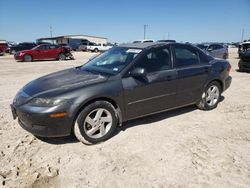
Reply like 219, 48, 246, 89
224, 76, 232, 92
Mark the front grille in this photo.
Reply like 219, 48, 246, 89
13, 90, 31, 106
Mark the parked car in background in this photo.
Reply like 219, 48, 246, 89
58, 43, 73, 51
78, 41, 90, 51
238, 41, 250, 58
196, 43, 228, 59
68, 39, 89, 51
87, 43, 113, 52
133, 39, 154, 43
14, 44, 74, 62
9, 42, 37, 54
11, 42, 232, 144
0, 40, 8, 55
238, 42, 250, 72
157, 40, 176, 43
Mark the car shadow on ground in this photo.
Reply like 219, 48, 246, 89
40, 96, 225, 145
118, 105, 197, 132
235, 69, 250, 73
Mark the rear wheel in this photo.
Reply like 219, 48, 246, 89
73, 101, 118, 144
196, 81, 221, 110
58, 53, 66, 61
24, 54, 32, 62
94, 48, 99, 53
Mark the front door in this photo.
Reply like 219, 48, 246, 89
122, 47, 177, 120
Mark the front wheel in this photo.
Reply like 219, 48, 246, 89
73, 101, 118, 144
196, 81, 221, 110
24, 54, 32, 62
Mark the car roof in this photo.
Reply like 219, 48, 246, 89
242, 41, 250, 45
119, 42, 176, 49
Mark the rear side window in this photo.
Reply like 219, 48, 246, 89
174, 46, 199, 67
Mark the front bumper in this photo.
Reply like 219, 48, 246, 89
10, 103, 73, 137
14, 54, 24, 61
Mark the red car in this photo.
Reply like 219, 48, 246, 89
0, 40, 8, 55
14, 44, 73, 62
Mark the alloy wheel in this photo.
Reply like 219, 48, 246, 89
83, 108, 112, 139
205, 85, 220, 106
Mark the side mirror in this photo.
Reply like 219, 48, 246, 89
130, 67, 147, 77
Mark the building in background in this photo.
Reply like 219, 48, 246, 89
37, 34, 108, 50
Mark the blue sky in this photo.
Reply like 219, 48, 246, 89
0, 0, 249, 43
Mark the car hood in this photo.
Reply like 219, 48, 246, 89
23, 68, 108, 97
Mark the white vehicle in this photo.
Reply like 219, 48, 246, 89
132, 39, 154, 43
87, 42, 113, 52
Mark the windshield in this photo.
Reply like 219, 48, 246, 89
81, 47, 141, 75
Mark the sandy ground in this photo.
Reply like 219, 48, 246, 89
0, 49, 250, 188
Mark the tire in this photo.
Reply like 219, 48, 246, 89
196, 81, 221, 110
24, 54, 32, 62
73, 101, 118, 144
238, 62, 244, 72
238, 66, 244, 72
58, 53, 66, 61
94, 48, 99, 53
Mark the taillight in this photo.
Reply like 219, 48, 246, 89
227, 63, 231, 72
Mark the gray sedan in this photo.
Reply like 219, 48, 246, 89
197, 43, 228, 59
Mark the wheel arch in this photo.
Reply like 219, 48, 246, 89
23, 54, 33, 61
71, 97, 122, 132
207, 79, 223, 91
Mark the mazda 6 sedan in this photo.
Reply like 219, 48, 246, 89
11, 42, 232, 144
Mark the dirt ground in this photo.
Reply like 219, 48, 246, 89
0, 48, 249, 188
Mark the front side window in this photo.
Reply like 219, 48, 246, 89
174, 46, 199, 67
81, 47, 141, 75
134, 48, 171, 73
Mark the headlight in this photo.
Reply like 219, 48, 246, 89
28, 98, 67, 107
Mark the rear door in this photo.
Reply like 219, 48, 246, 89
122, 46, 177, 119
172, 44, 211, 106
47, 45, 61, 59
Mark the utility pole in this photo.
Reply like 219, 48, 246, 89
50, 26, 53, 38
143, 24, 148, 39
241, 28, 244, 42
